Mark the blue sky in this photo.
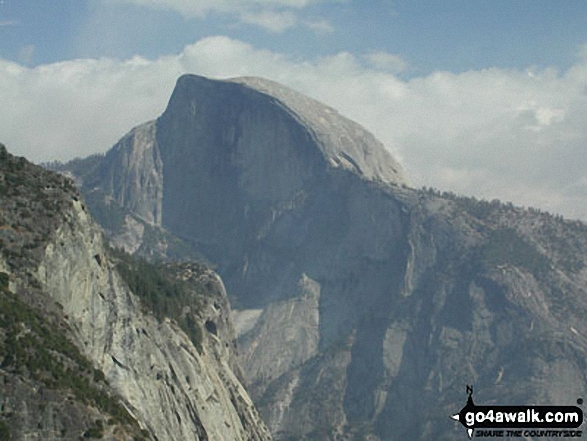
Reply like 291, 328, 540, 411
1, 0, 587, 220
2, 1, 586, 73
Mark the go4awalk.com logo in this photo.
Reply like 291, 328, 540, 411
451, 386, 584, 439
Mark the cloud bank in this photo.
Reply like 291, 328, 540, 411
1, 36, 587, 220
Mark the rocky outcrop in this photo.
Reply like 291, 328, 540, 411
230, 76, 408, 186
36, 199, 270, 441
0, 146, 271, 441
60, 76, 587, 440
95, 120, 163, 226
0, 147, 145, 440
237, 273, 321, 398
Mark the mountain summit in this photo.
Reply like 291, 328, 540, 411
169, 74, 408, 186
59, 75, 587, 440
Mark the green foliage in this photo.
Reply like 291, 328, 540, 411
420, 187, 516, 221
0, 147, 147, 438
134, 429, 151, 441
83, 420, 104, 439
183, 314, 203, 354
111, 248, 205, 353
137, 223, 205, 262
43, 154, 104, 183
481, 228, 551, 275
419, 187, 585, 276
459, 198, 512, 221
83, 190, 126, 233
558, 254, 584, 273
0, 289, 135, 428
0, 146, 78, 271
0, 421, 11, 441
0, 143, 8, 162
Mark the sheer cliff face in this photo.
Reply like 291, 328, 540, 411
36, 200, 270, 441
65, 75, 587, 440
155, 75, 408, 272
0, 148, 271, 441
99, 120, 163, 226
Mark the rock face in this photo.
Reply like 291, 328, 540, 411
61, 75, 587, 440
0, 145, 271, 441
97, 120, 163, 226
237, 273, 321, 400
36, 200, 270, 441
229, 76, 408, 186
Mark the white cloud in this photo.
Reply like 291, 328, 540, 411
365, 51, 409, 74
304, 18, 334, 34
102, 0, 337, 33
1, 36, 587, 220
240, 10, 297, 33
239, 11, 335, 34
0, 55, 183, 162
